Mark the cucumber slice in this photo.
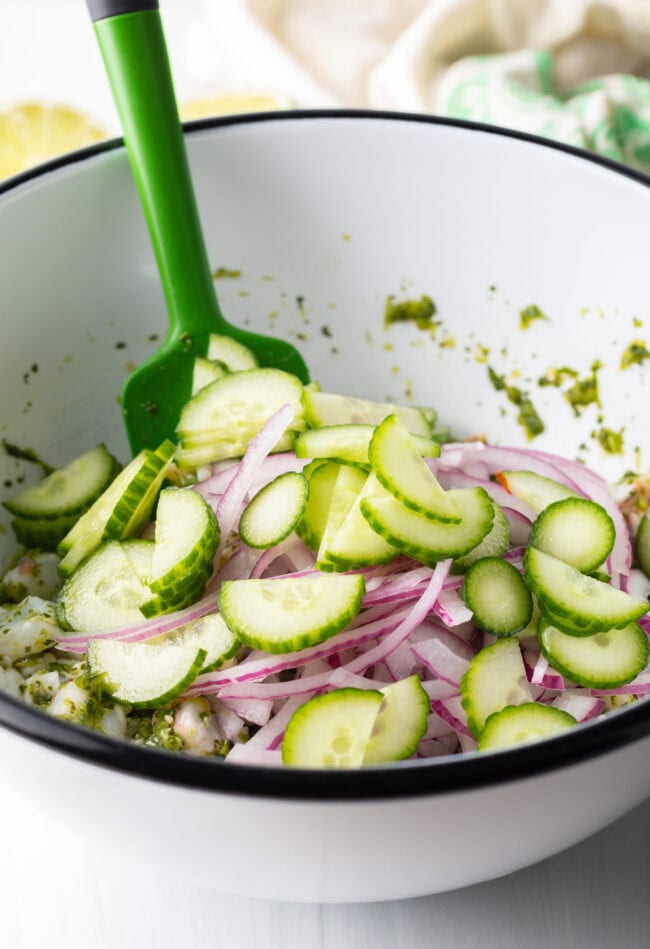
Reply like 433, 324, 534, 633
361, 487, 494, 565
452, 503, 510, 573
206, 333, 258, 371
146, 487, 219, 598
219, 573, 365, 653
150, 612, 239, 673
176, 368, 305, 463
295, 425, 440, 468
56, 541, 153, 632
302, 389, 431, 437
295, 461, 340, 551
282, 688, 383, 768
316, 465, 367, 571
363, 675, 429, 763
524, 546, 648, 634
57, 440, 175, 577
239, 472, 308, 549
87, 637, 206, 708
3, 444, 120, 520
538, 618, 649, 689
192, 356, 227, 396
478, 703, 577, 751
529, 498, 615, 573
369, 414, 459, 523
463, 557, 533, 636
635, 510, 650, 579
11, 512, 78, 550
460, 637, 532, 738
325, 473, 398, 569
496, 470, 576, 515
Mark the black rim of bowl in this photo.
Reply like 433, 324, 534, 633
1, 109, 649, 801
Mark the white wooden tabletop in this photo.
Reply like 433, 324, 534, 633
1, 780, 648, 949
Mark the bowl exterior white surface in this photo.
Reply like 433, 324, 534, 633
0, 114, 649, 901
0, 723, 648, 903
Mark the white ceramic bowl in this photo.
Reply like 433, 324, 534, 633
1, 112, 649, 903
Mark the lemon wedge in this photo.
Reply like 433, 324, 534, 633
0, 103, 107, 180
179, 92, 288, 121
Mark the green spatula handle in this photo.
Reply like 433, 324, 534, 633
87, 0, 224, 344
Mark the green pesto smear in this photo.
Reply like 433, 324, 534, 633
384, 294, 437, 331
620, 339, 650, 369
519, 304, 549, 330
593, 426, 624, 454
538, 361, 601, 417
2, 439, 53, 475
487, 367, 545, 440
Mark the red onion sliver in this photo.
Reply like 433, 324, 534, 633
218, 695, 273, 726
411, 633, 473, 688
430, 695, 472, 737
432, 588, 473, 627
551, 691, 605, 723
225, 745, 284, 767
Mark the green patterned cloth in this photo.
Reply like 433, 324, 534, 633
438, 49, 650, 173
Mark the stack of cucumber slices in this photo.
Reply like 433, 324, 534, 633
2, 333, 649, 767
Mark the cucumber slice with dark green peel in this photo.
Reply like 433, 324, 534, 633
56, 541, 153, 632
282, 688, 383, 768
636, 510, 650, 579
192, 356, 227, 396
524, 546, 648, 634
149, 612, 239, 673
478, 703, 577, 751
206, 333, 258, 371
239, 472, 308, 549
369, 414, 460, 523
325, 473, 398, 569
529, 498, 615, 573
87, 637, 206, 709
460, 637, 532, 738
11, 512, 79, 550
295, 425, 440, 468
302, 389, 432, 437
538, 618, 649, 689
145, 487, 219, 602
3, 444, 120, 520
361, 487, 494, 565
176, 368, 305, 463
57, 440, 175, 577
452, 504, 510, 573
316, 465, 367, 571
219, 573, 365, 653
463, 557, 533, 636
495, 470, 576, 514
363, 675, 429, 763
295, 461, 340, 551
139, 567, 212, 618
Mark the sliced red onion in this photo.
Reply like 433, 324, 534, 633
502, 507, 532, 545
345, 560, 453, 676
417, 738, 452, 758
411, 629, 475, 688
214, 404, 295, 562
590, 670, 650, 696
433, 466, 537, 522
185, 608, 411, 695
551, 691, 605, 723
219, 695, 273, 726
457, 733, 478, 754
211, 702, 246, 742
225, 745, 284, 767
430, 695, 472, 737
432, 588, 473, 627
420, 679, 459, 701
524, 650, 565, 691
423, 710, 456, 739
328, 669, 390, 690
384, 641, 417, 681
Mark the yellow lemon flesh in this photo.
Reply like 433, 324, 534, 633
0, 103, 107, 180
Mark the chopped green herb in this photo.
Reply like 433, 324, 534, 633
538, 366, 578, 388
593, 426, 624, 454
620, 339, 650, 370
384, 294, 437, 331
487, 366, 545, 439
564, 362, 601, 416
519, 304, 548, 330
212, 267, 241, 280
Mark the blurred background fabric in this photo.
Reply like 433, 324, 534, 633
2, 0, 650, 177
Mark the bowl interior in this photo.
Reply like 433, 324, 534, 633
0, 115, 648, 563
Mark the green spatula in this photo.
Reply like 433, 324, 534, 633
87, 0, 309, 454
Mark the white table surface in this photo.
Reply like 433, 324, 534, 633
1, 778, 648, 949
